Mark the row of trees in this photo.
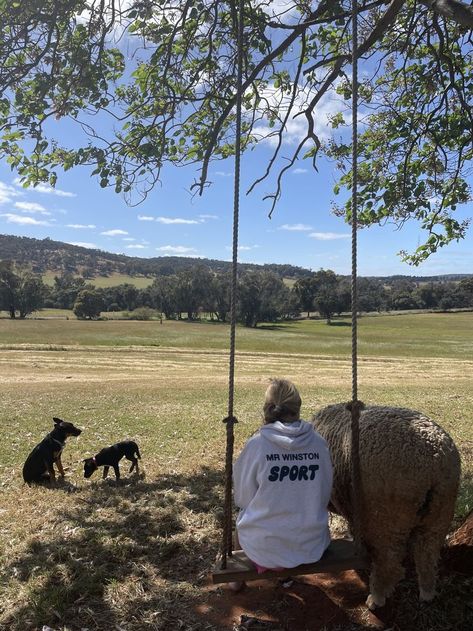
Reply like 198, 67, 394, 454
71, 268, 299, 326
2, 263, 473, 324
294, 274, 473, 316
0, 235, 312, 281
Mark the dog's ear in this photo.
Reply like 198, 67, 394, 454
53, 417, 63, 424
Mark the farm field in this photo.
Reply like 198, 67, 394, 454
0, 313, 471, 630
42, 272, 153, 289
1, 310, 473, 359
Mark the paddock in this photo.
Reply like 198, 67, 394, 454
0, 315, 471, 630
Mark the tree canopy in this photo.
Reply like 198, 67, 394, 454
1, 0, 472, 263
0, 261, 46, 317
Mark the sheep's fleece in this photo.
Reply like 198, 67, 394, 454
312, 404, 461, 610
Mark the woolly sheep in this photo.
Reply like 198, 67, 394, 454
312, 404, 461, 610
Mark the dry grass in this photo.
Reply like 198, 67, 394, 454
0, 322, 472, 630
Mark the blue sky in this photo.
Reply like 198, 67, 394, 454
1, 144, 471, 277
0, 3, 472, 277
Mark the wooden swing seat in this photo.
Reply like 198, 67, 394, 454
212, 538, 368, 584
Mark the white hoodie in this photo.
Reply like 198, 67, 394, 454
233, 420, 333, 569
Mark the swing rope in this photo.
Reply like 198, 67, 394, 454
221, 0, 244, 569
349, 0, 364, 552
218, 0, 363, 572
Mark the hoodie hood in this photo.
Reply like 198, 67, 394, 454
259, 419, 316, 451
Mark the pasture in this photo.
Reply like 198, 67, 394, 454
0, 313, 471, 630
42, 272, 153, 289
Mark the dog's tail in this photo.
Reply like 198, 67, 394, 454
134, 443, 141, 460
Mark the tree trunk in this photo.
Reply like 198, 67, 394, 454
442, 509, 473, 575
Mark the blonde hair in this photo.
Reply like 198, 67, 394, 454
263, 378, 302, 424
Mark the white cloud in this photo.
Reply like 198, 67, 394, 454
67, 223, 96, 229
292, 168, 308, 174
123, 237, 136, 241
101, 229, 128, 236
14, 201, 49, 214
156, 245, 197, 254
252, 77, 349, 147
0, 181, 20, 205
1, 213, 49, 226
225, 244, 260, 252
138, 214, 201, 224
67, 241, 97, 249
156, 216, 200, 225
215, 171, 232, 177
14, 178, 76, 197
127, 244, 147, 249
279, 223, 313, 231
308, 232, 350, 240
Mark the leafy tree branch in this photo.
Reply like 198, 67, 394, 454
0, 0, 472, 262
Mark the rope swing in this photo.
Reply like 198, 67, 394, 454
348, 0, 364, 553
213, 0, 365, 581
220, 0, 245, 569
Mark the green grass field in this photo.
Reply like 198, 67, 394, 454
0, 313, 471, 630
2, 311, 473, 359
42, 272, 153, 288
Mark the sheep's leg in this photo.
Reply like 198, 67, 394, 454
412, 528, 446, 602
412, 523, 449, 602
367, 556, 405, 609
412, 536, 438, 602
366, 537, 407, 610
412, 486, 457, 603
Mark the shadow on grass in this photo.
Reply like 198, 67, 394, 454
257, 324, 290, 331
3, 467, 472, 631
2, 467, 227, 631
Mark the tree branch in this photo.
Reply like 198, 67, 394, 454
303, 0, 405, 76
420, 0, 473, 28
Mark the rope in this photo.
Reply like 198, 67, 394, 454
220, 0, 244, 570
219, 0, 364, 569
351, 0, 359, 410
349, 0, 364, 552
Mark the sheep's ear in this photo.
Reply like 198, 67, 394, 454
53, 417, 63, 424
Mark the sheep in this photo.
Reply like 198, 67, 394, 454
312, 403, 461, 610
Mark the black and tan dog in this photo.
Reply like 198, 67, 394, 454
83, 441, 141, 480
22, 417, 82, 484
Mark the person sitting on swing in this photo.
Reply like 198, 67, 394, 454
232, 378, 333, 589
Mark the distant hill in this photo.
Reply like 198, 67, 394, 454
0, 233, 471, 284
0, 234, 313, 280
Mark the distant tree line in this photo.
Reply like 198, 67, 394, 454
0, 234, 310, 280
1, 261, 473, 324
